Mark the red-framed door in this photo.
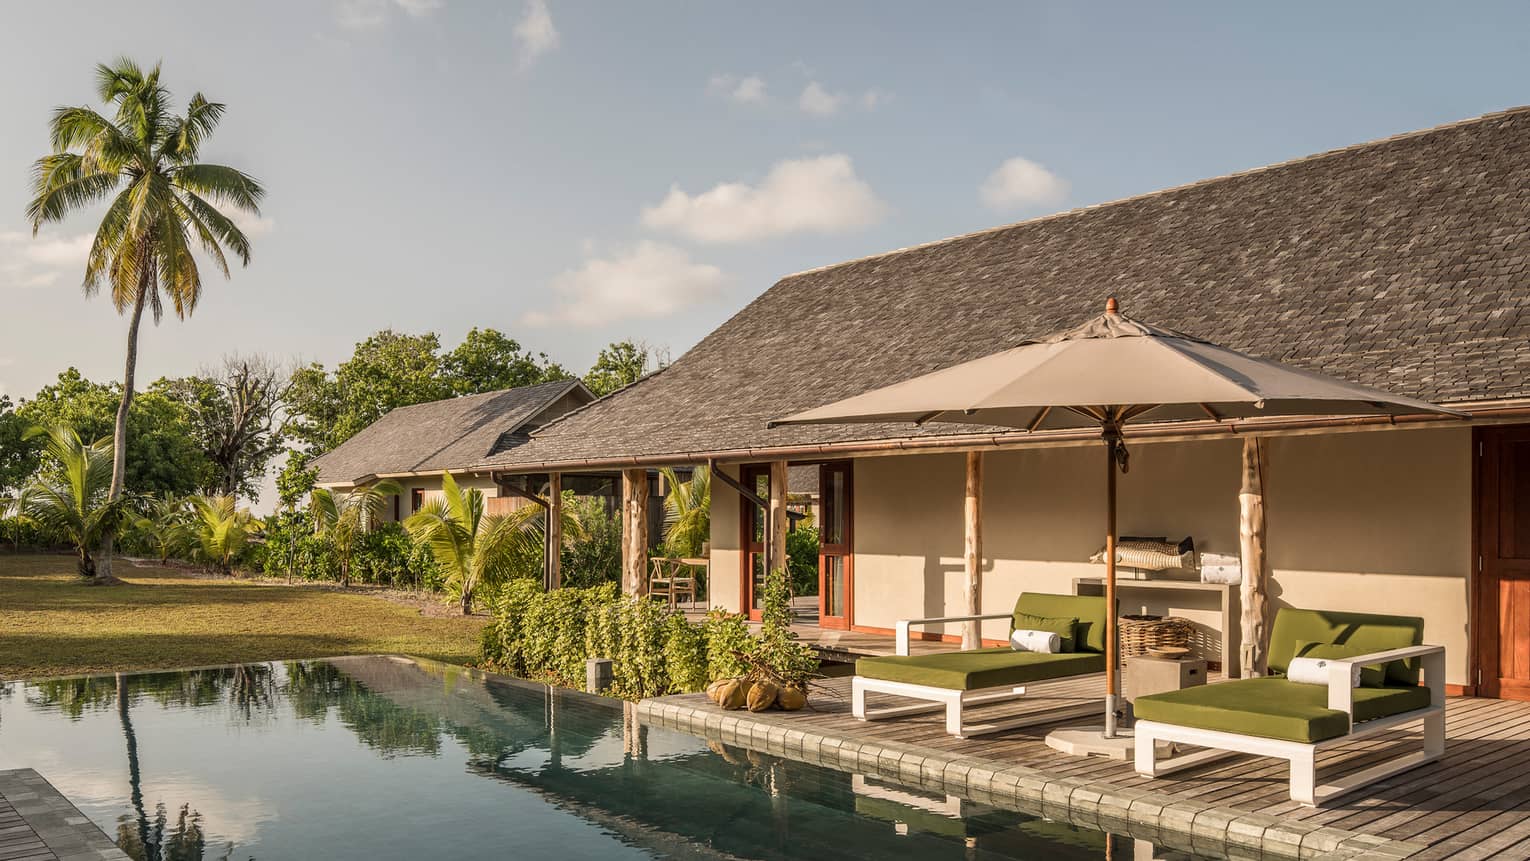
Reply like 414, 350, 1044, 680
1476, 425, 1530, 700
738, 464, 770, 622
818, 461, 854, 630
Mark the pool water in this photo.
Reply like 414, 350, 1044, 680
0, 657, 1205, 860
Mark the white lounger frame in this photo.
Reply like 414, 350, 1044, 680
1134, 644, 1446, 806
850, 612, 1098, 739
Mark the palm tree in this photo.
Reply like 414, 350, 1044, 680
190, 494, 260, 575
310, 481, 401, 587
405, 472, 577, 614
660, 466, 710, 557
132, 492, 193, 564
27, 58, 265, 582
16, 426, 120, 577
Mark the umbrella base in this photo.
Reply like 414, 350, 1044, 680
1044, 725, 1174, 760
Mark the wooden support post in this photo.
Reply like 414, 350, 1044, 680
963, 451, 984, 650
547, 472, 563, 590
769, 460, 789, 579
1239, 436, 1270, 677
622, 468, 649, 596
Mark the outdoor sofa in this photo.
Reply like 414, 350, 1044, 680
1133, 608, 1445, 806
851, 593, 1107, 738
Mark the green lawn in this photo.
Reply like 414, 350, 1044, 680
0, 553, 488, 680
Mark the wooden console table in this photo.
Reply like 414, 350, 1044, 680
1071, 577, 1239, 678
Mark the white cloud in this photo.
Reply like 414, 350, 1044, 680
335, 0, 443, 29
523, 241, 726, 327
798, 81, 843, 116
395, 0, 445, 16
980, 156, 1068, 212
641, 154, 887, 244
229, 210, 277, 238
860, 88, 892, 110
708, 74, 766, 104
0, 230, 91, 289
514, 0, 559, 70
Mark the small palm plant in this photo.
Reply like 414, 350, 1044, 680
132, 492, 194, 564
660, 466, 710, 557
309, 480, 401, 587
190, 494, 260, 575
16, 426, 122, 578
405, 473, 582, 614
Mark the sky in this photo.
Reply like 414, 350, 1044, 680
2, 1, 1529, 405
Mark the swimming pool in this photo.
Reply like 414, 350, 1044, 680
0, 656, 1205, 859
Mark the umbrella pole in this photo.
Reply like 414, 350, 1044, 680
1104, 431, 1119, 739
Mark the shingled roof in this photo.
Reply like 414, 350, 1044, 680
312, 379, 592, 485
479, 108, 1530, 472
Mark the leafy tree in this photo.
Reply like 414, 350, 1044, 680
190, 494, 260, 575
163, 355, 289, 498
583, 340, 650, 396
404, 472, 576, 614
16, 426, 123, 577
660, 466, 709, 557
18, 369, 210, 495
310, 480, 402, 586
288, 331, 447, 453
441, 327, 570, 395
0, 396, 37, 494
27, 58, 263, 579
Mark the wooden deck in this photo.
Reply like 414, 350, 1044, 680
0, 769, 126, 861
641, 673, 1530, 859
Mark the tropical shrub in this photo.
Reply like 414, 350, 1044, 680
559, 496, 621, 587
753, 567, 819, 687
16, 426, 124, 578
701, 610, 755, 681
786, 526, 820, 596
310, 480, 402, 586
127, 492, 195, 563
481, 582, 727, 699
352, 523, 416, 586
190, 494, 261, 575
404, 472, 540, 614
660, 466, 709, 557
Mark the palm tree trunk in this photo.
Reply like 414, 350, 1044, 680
461, 586, 472, 615
99, 285, 149, 582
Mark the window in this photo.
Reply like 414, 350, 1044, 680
411, 489, 425, 513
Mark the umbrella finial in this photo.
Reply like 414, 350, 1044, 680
1105, 296, 1119, 314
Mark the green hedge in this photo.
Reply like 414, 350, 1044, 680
481, 582, 767, 699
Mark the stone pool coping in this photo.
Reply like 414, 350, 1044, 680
0, 768, 128, 860
637, 698, 1424, 860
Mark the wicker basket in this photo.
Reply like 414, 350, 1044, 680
1118, 614, 1195, 660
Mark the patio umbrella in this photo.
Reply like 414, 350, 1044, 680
769, 298, 1466, 739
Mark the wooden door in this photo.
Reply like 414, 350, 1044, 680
818, 462, 854, 630
738, 464, 769, 621
1477, 426, 1530, 699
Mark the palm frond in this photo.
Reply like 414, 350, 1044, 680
169, 163, 264, 213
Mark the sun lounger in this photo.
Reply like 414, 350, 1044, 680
851, 593, 1107, 738
1133, 608, 1445, 806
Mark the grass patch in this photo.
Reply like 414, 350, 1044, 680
1, 553, 487, 680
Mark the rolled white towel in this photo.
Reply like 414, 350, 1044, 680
1009, 629, 1060, 654
1286, 656, 1361, 687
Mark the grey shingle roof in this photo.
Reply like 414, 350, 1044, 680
311, 379, 592, 484
478, 108, 1530, 472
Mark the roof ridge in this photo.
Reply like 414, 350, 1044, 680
780, 105, 1530, 281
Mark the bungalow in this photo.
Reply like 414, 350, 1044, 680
310, 379, 595, 521
476, 107, 1530, 699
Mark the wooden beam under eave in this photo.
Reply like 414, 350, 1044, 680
547, 472, 563, 590
621, 468, 649, 596
769, 460, 789, 579
1239, 436, 1270, 677
963, 450, 984, 650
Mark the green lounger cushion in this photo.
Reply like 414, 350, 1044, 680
1268, 608, 1424, 686
1134, 677, 1432, 743
1013, 593, 1107, 653
857, 648, 1106, 691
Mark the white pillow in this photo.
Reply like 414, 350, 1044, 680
1009, 629, 1060, 654
1287, 656, 1361, 687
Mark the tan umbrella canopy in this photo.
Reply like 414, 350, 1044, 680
771, 298, 1467, 739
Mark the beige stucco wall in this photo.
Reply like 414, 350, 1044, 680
371, 472, 501, 523
709, 463, 744, 611
841, 426, 1472, 685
